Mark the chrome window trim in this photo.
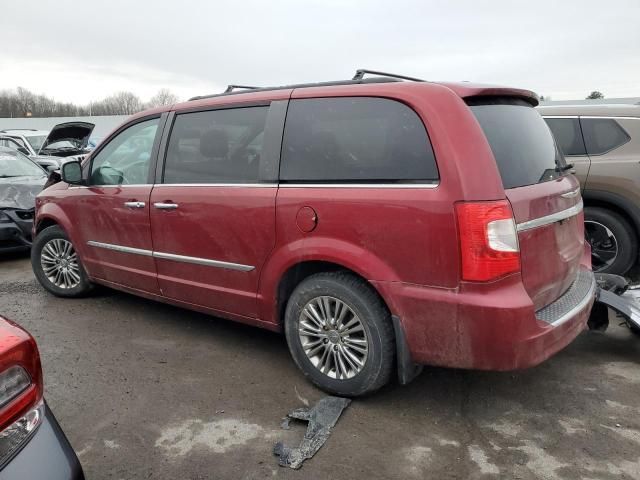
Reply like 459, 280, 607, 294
154, 183, 439, 188
72, 183, 440, 189
540, 273, 596, 327
69, 184, 150, 189
581, 116, 640, 121
86, 241, 254, 272
516, 200, 583, 232
86, 241, 153, 256
155, 183, 276, 188
278, 183, 439, 189
542, 115, 640, 121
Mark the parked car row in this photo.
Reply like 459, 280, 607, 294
0, 123, 95, 172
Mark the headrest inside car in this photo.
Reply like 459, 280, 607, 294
200, 129, 228, 158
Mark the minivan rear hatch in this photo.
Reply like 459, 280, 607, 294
469, 97, 585, 310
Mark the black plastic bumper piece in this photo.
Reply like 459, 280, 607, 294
0, 404, 84, 480
0, 215, 33, 252
391, 315, 423, 385
589, 273, 640, 333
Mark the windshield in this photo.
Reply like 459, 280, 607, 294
0, 150, 46, 177
468, 98, 565, 189
44, 140, 80, 150
25, 135, 47, 152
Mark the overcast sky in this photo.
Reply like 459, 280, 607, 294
1, 0, 638, 104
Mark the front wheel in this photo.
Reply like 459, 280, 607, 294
284, 272, 395, 397
31, 225, 93, 297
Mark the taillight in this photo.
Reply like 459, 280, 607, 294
456, 200, 520, 282
0, 317, 44, 465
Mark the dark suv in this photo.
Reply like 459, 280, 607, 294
539, 104, 640, 275
30, 71, 594, 396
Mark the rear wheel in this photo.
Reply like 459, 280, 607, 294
31, 226, 93, 297
284, 272, 395, 397
584, 207, 637, 276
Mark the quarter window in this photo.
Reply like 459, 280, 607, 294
280, 97, 438, 183
163, 107, 269, 184
90, 118, 159, 185
580, 118, 630, 155
544, 118, 586, 156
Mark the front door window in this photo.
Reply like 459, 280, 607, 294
90, 119, 159, 186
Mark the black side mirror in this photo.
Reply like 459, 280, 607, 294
61, 161, 84, 185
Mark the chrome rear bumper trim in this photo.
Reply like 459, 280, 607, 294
516, 200, 583, 232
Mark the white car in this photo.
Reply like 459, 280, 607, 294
0, 123, 94, 171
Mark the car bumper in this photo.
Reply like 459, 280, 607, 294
0, 403, 84, 480
0, 213, 33, 252
372, 267, 595, 371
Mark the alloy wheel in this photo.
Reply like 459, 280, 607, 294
40, 239, 81, 289
298, 296, 369, 380
585, 220, 618, 272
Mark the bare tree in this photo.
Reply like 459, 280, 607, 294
0, 87, 150, 118
112, 91, 143, 115
147, 89, 178, 108
15, 87, 36, 116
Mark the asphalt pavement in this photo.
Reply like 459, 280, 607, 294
1, 251, 639, 479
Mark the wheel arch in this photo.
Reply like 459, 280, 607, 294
273, 260, 392, 329
257, 238, 401, 326
35, 217, 60, 234
582, 190, 640, 241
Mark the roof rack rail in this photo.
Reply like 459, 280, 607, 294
224, 84, 259, 93
0, 129, 39, 132
352, 69, 425, 82
189, 69, 422, 101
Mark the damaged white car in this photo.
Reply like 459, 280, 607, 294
0, 122, 94, 172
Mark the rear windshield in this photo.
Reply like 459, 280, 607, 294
468, 98, 564, 189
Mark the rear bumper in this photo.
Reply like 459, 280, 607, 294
372, 267, 595, 371
0, 404, 84, 480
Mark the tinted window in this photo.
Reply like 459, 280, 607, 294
280, 97, 438, 183
544, 118, 586, 156
580, 118, 630, 155
90, 118, 159, 185
469, 99, 563, 189
163, 107, 268, 184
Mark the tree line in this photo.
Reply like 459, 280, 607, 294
0, 87, 179, 118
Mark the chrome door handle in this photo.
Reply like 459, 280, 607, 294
124, 201, 145, 208
154, 202, 179, 210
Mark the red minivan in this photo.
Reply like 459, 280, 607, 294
30, 70, 595, 396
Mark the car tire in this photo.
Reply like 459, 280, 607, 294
31, 225, 93, 297
584, 207, 637, 276
284, 272, 395, 397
